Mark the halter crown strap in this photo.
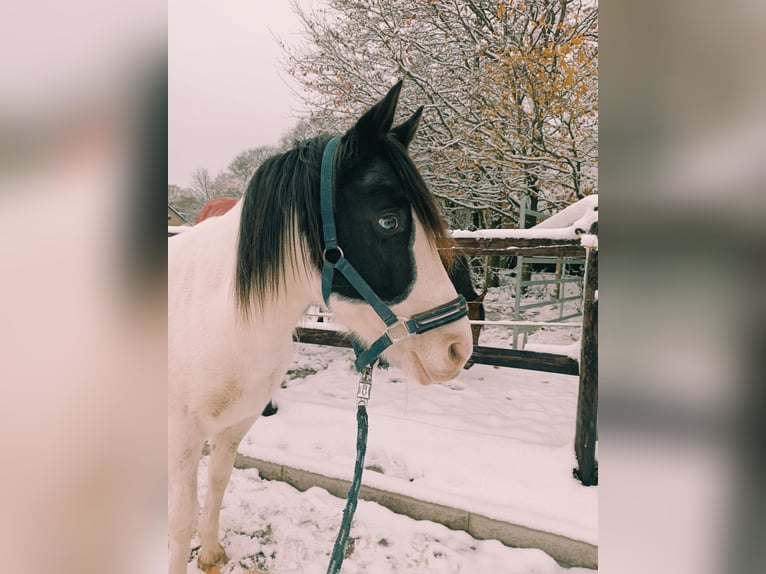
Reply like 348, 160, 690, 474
320, 136, 340, 252
319, 136, 468, 372
320, 137, 341, 305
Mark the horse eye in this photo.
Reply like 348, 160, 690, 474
378, 216, 399, 231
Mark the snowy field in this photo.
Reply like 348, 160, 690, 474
190, 461, 593, 574
188, 284, 597, 573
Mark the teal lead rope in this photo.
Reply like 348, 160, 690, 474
317, 135, 467, 573
326, 363, 373, 574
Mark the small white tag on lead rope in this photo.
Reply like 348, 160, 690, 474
357, 365, 373, 406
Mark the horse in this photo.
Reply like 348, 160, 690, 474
449, 254, 486, 348
168, 81, 473, 574
194, 196, 238, 224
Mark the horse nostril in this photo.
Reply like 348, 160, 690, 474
446, 335, 472, 370
448, 341, 463, 363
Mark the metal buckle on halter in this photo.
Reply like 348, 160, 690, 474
386, 319, 412, 343
322, 246, 344, 264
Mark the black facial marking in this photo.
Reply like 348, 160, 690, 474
332, 156, 416, 303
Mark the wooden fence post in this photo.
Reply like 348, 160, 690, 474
574, 239, 598, 486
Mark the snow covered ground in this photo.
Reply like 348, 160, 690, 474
242, 344, 595, 542
190, 460, 594, 574
189, 284, 597, 573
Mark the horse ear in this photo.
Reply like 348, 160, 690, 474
390, 106, 423, 149
346, 81, 403, 154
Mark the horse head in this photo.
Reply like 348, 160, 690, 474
325, 81, 473, 384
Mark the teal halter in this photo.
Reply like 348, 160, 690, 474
319, 136, 468, 371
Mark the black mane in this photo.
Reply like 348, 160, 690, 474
235, 133, 453, 317
235, 135, 329, 315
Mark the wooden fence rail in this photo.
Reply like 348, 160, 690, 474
293, 327, 580, 376
444, 237, 585, 258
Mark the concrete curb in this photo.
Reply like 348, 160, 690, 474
233, 453, 597, 570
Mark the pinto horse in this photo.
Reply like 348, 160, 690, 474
194, 196, 237, 224
168, 81, 473, 574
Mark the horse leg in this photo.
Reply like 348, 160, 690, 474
197, 415, 258, 571
168, 436, 203, 574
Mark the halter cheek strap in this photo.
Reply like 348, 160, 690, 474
319, 136, 468, 372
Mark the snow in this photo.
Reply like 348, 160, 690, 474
188, 277, 596, 573
524, 341, 582, 361
450, 194, 598, 241
532, 196, 598, 231
450, 226, 582, 240
193, 461, 594, 574
579, 234, 598, 249
241, 345, 597, 545
195, 336, 597, 573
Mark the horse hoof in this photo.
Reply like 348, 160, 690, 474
198, 546, 229, 572
261, 401, 278, 417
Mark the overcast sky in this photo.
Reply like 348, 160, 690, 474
169, 0, 313, 188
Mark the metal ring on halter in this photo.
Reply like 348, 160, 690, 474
386, 319, 412, 343
322, 246, 344, 264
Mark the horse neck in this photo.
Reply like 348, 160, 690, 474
234, 215, 321, 336
248, 263, 320, 336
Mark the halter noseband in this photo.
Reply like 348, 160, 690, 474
319, 136, 468, 372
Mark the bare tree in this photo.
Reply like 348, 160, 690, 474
167, 184, 185, 203
227, 146, 277, 191
184, 147, 277, 208
276, 117, 333, 151
212, 171, 242, 199
190, 167, 215, 202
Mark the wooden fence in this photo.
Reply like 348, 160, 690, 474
294, 236, 586, 375
458, 234, 597, 486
